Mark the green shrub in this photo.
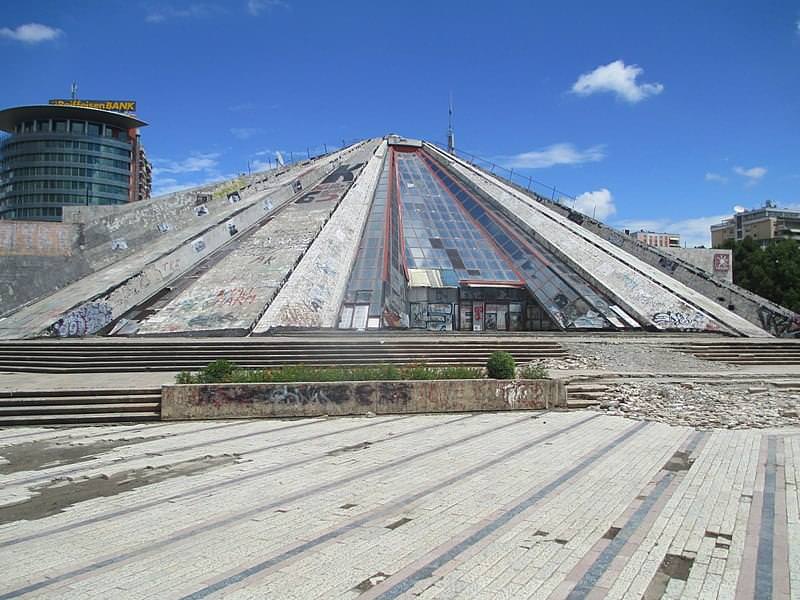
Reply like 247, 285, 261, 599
198, 359, 238, 383
174, 362, 485, 384
518, 363, 548, 379
176, 371, 196, 384
486, 351, 516, 379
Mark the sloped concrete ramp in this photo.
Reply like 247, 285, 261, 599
252, 141, 387, 333
137, 141, 380, 336
0, 144, 367, 339
427, 144, 770, 338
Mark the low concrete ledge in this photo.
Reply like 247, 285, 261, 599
161, 379, 565, 420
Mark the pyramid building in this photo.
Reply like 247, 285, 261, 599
0, 136, 797, 339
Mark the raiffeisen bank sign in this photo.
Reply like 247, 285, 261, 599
48, 99, 137, 113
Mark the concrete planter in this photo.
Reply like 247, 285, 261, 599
161, 378, 565, 420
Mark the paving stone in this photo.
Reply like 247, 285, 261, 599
0, 411, 795, 599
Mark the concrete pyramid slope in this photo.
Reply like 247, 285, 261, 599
137, 141, 381, 336
425, 145, 768, 337
1, 134, 793, 339
0, 143, 368, 339
251, 141, 387, 332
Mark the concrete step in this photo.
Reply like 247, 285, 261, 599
566, 399, 602, 409
567, 383, 608, 394
0, 388, 162, 426
565, 382, 608, 409
0, 389, 161, 399
0, 395, 160, 407
0, 403, 160, 416
0, 412, 160, 426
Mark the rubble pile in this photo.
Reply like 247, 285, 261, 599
594, 381, 800, 429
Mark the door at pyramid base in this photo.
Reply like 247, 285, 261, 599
406, 284, 556, 332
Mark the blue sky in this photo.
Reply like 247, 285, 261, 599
1, 0, 798, 245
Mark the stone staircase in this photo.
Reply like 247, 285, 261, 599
0, 388, 161, 426
565, 382, 608, 409
0, 337, 568, 374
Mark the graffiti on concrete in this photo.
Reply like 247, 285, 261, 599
195, 204, 209, 217
111, 238, 128, 251
321, 162, 364, 184
0, 221, 74, 257
410, 302, 453, 331
758, 306, 800, 338
50, 301, 113, 337
295, 181, 351, 205
651, 311, 709, 331
227, 191, 241, 204
658, 256, 678, 274
196, 383, 370, 408
192, 238, 206, 253
608, 231, 626, 248
213, 287, 258, 306
195, 192, 213, 205
157, 223, 172, 233
227, 222, 238, 236
567, 211, 584, 225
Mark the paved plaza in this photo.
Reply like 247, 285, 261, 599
0, 411, 796, 599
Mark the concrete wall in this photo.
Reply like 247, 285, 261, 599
0, 221, 83, 314
426, 144, 769, 337
662, 247, 733, 283
518, 192, 798, 337
252, 141, 387, 333
161, 378, 565, 419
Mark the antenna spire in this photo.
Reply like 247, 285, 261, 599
447, 92, 455, 153
70, 81, 78, 100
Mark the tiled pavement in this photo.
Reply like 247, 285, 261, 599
0, 412, 795, 599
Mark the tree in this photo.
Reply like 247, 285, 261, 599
720, 238, 800, 312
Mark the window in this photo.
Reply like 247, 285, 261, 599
36, 120, 50, 132
24, 121, 34, 132
87, 122, 102, 137
70, 121, 85, 134
53, 120, 67, 132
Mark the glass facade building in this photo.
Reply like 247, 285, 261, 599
0, 105, 148, 221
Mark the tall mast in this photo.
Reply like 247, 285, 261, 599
447, 92, 455, 153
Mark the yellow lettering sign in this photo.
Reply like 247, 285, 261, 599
48, 99, 137, 113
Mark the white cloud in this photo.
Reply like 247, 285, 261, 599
249, 159, 273, 172
498, 143, 605, 169
733, 165, 766, 185
705, 172, 728, 183
230, 127, 260, 140
571, 188, 616, 220
145, 4, 221, 23
615, 214, 730, 248
247, 0, 288, 16
0, 23, 62, 43
152, 171, 237, 197
151, 152, 220, 175
571, 60, 664, 103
